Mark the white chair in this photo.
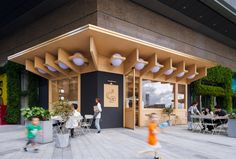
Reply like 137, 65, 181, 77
191, 115, 203, 132
74, 116, 85, 136
81, 114, 94, 133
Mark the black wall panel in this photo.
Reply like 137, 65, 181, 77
81, 71, 123, 128
38, 77, 48, 109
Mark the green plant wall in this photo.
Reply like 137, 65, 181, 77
5, 62, 24, 124
192, 65, 233, 113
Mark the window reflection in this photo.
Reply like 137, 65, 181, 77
51, 77, 78, 103
178, 84, 185, 109
142, 80, 174, 108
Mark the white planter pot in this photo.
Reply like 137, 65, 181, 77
227, 119, 236, 138
55, 133, 70, 148
25, 120, 53, 144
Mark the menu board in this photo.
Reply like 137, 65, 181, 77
104, 84, 118, 107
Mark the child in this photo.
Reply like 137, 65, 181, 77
147, 113, 161, 159
24, 116, 42, 152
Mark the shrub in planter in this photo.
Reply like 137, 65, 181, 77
51, 101, 73, 148
227, 113, 236, 138
163, 105, 174, 126
21, 106, 53, 143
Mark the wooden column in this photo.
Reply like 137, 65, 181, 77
174, 83, 178, 109
185, 84, 188, 109
138, 77, 142, 127
48, 80, 52, 111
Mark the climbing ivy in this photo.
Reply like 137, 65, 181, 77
5, 61, 24, 124
192, 65, 233, 113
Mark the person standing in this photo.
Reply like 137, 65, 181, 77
187, 101, 200, 130
94, 97, 102, 133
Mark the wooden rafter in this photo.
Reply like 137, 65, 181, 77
140, 53, 163, 77
90, 36, 98, 70
44, 52, 69, 76
58, 48, 80, 73
34, 56, 57, 77
26, 60, 49, 79
154, 58, 176, 79
124, 48, 139, 75
166, 61, 188, 80
177, 64, 198, 82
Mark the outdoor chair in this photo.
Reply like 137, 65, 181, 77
212, 120, 228, 135
74, 116, 86, 136
81, 114, 94, 133
191, 115, 203, 132
202, 117, 216, 134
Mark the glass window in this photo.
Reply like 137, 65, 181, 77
51, 77, 78, 103
178, 84, 186, 109
142, 80, 174, 108
21, 71, 28, 91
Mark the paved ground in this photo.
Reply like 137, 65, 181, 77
0, 125, 236, 159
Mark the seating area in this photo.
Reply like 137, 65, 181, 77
190, 115, 228, 135
52, 114, 94, 137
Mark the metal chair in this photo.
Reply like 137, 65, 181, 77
81, 114, 94, 133
191, 115, 203, 132
74, 116, 85, 136
212, 118, 228, 135
202, 117, 216, 134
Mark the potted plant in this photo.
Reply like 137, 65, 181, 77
227, 113, 236, 138
163, 105, 174, 126
51, 101, 73, 148
21, 106, 53, 143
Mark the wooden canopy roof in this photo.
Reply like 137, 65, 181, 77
8, 24, 216, 83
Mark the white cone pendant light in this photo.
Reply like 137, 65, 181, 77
187, 74, 196, 79
72, 53, 85, 66
58, 61, 69, 70
151, 65, 161, 73
135, 58, 145, 70
177, 72, 185, 78
111, 53, 123, 67
164, 68, 174, 75
47, 65, 57, 72
37, 68, 47, 74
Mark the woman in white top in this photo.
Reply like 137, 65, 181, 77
94, 97, 102, 133
65, 103, 81, 137
187, 101, 200, 130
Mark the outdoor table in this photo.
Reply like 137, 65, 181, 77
190, 115, 228, 133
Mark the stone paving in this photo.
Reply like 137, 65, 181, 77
0, 125, 236, 159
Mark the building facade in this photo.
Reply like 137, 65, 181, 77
0, 0, 236, 127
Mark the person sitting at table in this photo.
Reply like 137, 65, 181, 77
202, 107, 213, 116
187, 101, 200, 130
214, 105, 228, 127
65, 103, 82, 138
207, 105, 228, 131
201, 107, 213, 131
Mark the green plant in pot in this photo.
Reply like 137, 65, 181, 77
163, 105, 174, 126
51, 100, 73, 148
21, 107, 51, 121
21, 106, 53, 143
